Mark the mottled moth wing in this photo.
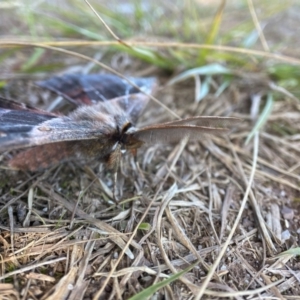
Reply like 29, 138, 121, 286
9, 138, 125, 172
0, 96, 57, 137
0, 96, 57, 114
36, 73, 156, 106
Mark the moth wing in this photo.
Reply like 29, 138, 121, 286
9, 142, 77, 171
132, 125, 230, 144
0, 116, 102, 152
9, 137, 113, 171
36, 73, 156, 106
0, 97, 57, 136
0, 96, 56, 114
111, 93, 150, 124
162, 116, 242, 128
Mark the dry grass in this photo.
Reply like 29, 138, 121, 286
1, 1, 300, 299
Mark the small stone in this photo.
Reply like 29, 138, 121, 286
281, 230, 291, 241
281, 206, 294, 220
220, 265, 227, 271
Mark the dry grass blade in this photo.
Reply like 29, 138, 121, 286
95, 266, 168, 278
84, 0, 131, 50
219, 184, 234, 241
247, 0, 270, 51
2, 40, 300, 64
26, 272, 56, 282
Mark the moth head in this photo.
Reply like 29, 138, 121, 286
119, 121, 144, 151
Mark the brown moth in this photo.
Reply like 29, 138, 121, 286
0, 74, 240, 196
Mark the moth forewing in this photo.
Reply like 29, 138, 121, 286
0, 96, 57, 115
36, 74, 157, 106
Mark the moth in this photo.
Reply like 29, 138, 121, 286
0, 73, 240, 182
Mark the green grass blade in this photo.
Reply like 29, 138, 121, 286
198, 0, 225, 64
128, 261, 199, 300
39, 14, 105, 40
214, 78, 232, 97
242, 30, 259, 48
168, 63, 232, 86
245, 92, 274, 145
21, 48, 45, 72
196, 75, 211, 102
119, 45, 175, 69
138, 223, 151, 230
276, 248, 300, 257
205, 0, 225, 45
